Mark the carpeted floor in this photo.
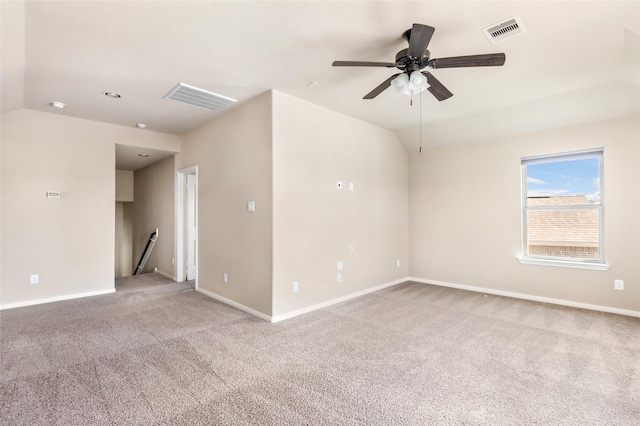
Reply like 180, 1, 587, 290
1, 273, 639, 425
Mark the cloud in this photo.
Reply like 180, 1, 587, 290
585, 191, 601, 202
528, 189, 571, 197
527, 177, 546, 185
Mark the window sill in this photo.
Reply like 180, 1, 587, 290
517, 257, 609, 271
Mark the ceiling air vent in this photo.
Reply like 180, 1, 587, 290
163, 83, 237, 112
482, 15, 526, 44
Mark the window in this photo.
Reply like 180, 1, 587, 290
521, 149, 605, 269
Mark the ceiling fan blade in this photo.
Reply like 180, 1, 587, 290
332, 61, 396, 67
407, 24, 435, 58
422, 72, 453, 101
363, 73, 401, 99
430, 53, 506, 68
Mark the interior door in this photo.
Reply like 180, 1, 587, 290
186, 173, 197, 280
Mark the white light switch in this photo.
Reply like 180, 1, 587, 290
337, 273, 342, 282
30, 274, 39, 284
248, 201, 255, 212
293, 281, 299, 292
349, 182, 354, 191
337, 260, 343, 270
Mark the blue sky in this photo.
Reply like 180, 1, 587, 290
526, 158, 600, 200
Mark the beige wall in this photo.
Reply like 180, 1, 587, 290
115, 170, 134, 202
133, 155, 176, 278
0, 0, 25, 114
0, 108, 180, 307
115, 202, 133, 278
1, 109, 115, 305
179, 92, 273, 316
272, 91, 409, 317
408, 115, 640, 313
115, 170, 134, 277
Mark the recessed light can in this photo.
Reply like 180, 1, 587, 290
103, 91, 122, 98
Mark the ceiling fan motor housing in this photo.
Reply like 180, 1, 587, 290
395, 48, 430, 72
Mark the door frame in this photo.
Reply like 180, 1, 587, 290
176, 165, 198, 288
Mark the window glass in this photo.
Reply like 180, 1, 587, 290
526, 157, 600, 205
522, 150, 603, 263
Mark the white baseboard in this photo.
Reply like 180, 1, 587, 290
196, 287, 272, 322
270, 277, 408, 323
196, 278, 408, 323
410, 277, 640, 318
154, 269, 175, 281
0, 288, 116, 311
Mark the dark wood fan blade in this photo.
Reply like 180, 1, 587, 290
430, 53, 506, 68
332, 61, 396, 67
363, 73, 401, 99
407, 24, 435, 58
422, 72, 453, 101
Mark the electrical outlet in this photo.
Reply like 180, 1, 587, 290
29, 274, 39, 285
223, 273, 228, 284
337, 272, 342, 282
337, 260, 343, 270
349, 182, 354, 191
293, 281, 299, 293
396, 259, 401, 268
614, 280, 624, 291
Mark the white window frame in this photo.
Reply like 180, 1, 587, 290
519, 148, 608, 270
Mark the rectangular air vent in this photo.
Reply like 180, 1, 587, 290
163, 83, 236, 112
482, 15, 526, 44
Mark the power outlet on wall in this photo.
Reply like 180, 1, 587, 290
293, 281, 299, 293
223, 273, 228, 284
29, 274, 39, 285
614, 279, 624, 291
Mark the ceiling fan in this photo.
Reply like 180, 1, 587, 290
333, 23, 506, 101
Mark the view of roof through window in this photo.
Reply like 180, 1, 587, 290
524, 154, 602, 261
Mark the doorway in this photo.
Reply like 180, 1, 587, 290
176, 166, 198, 288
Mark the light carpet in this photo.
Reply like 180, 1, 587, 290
1, 273, 639, 425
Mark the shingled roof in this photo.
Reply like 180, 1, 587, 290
527, 195, 599, 247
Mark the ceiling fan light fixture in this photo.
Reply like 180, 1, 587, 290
392, 72, 429, 96
409, 71, 429, 93
391, 73, 410, 95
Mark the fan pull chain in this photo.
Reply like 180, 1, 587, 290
419, 90, 423, 153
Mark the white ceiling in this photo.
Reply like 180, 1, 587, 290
2, 1, 639, 164
115, 144, 175, 172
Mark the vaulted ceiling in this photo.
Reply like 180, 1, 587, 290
2, 1, 639, 162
